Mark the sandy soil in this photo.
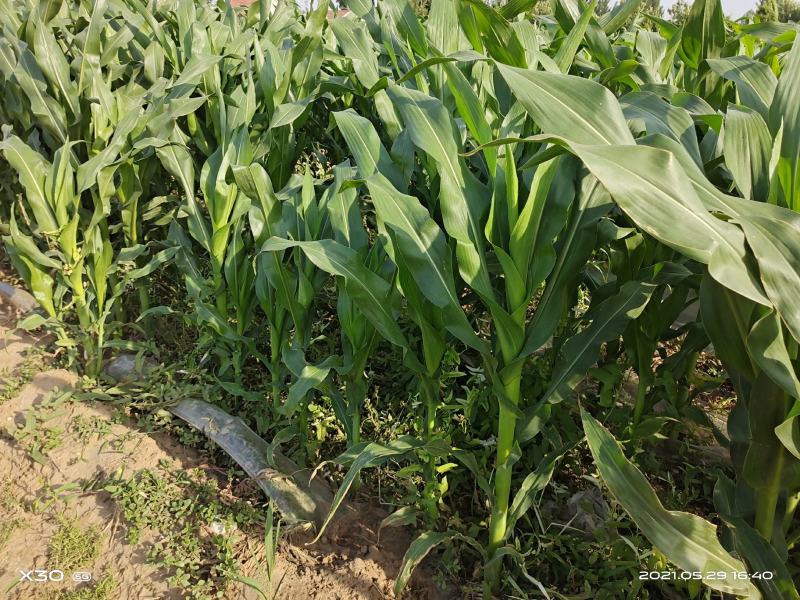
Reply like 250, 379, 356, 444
0, 291, 447, 600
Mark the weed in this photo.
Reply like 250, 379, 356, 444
42, 575, 118, 600
0, 346, 47, 404
5, 390, 73, 463
0, 478, 21, 511
48, 517, 102, 571
103, 462, 262, 600
0, 518, 19, 550
70, 416, 113, 444
30, 482, 84, 514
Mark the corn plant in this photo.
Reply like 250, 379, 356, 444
237, 163, 332, 444
263, 106, 486, 522
480, 4, 799, 592
317, 0, 798, 595
259, 162, 385, 453
314, 1, 684, 590
1, 135, 175, 375
233, 501, 285, 600
699, 33, 800, 593
600, 206, 709, 432
0, 0, 189, 358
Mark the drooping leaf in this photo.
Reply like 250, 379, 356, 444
394, 531, 455, 596
313, 436, 427, 543
582, 408, 759, 597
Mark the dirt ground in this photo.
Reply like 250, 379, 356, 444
0, 291, 446, 600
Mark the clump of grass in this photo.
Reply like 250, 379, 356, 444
0, 477, 24, 550
0, 346, 46, 404
70, 415, 113, 444
103, 462, 262, 600
48, 517, 102, 571
0, 477, 21, 511
6, 390, 72, 464
0, 518, 19, 550
44, 575, 118, 600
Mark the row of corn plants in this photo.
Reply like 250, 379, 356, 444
1, 0, 799, 596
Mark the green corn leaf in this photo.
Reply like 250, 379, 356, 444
261, 237, 410, 350
769, 37, 800, 209
292, 0, 329, 67
542, 281, 654, 405
498, 63, 634, 146
505, 443, 575, 538
467, 131, 768, 307
38, 0, 63, 24
379, 505, 419, 532
269, 94, 315, 130
441, 60, 496, 175
575, 145, 721, 262
394, 50, 485, 84
32, 22, 79, 117
599, 0, 644, 33
456, 0, 526, 68
172, 53, 223, 88
364, 173, 488, 353
747, 310, 800, 400
394, 531, 455, 595
742, 372, 790, 493
776, 416, 800, 459
513, 20, 541, 70
143, 40, 165, 84
0, 135, 58, 234
428, 0, 467, 56
155, 141, 211, 252
679, 0, 725, 70
17, 313, 48, 331
581, 408, 759, 598
0, 36, 17, 80
566, 143, 769, 306
523, 167, 610, 357
554, 0, 597, 74
621, 91, 702, 167
707, 56, 777, 120
332, 110, 404, 188
714, 475, 800, 600
127, 247, 179, 281
232, 163, 279, 234
699, 274, 757, 380
5, 244, 57, 317
47, 144, 75, 227
509, 156, 562, 292
723, 105, 772, 201
313, 436, 427, 543
327, 163, 367, 250
381, 0, 428, 57
330, 18, 380, 88
77, 109, 142, 194
498, 0, 540, 18
735, 215, 800, 344
386, 84, 494, 304
75, 0, 108, 94
282, 348, 341, 417
13, 50, 67, 144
